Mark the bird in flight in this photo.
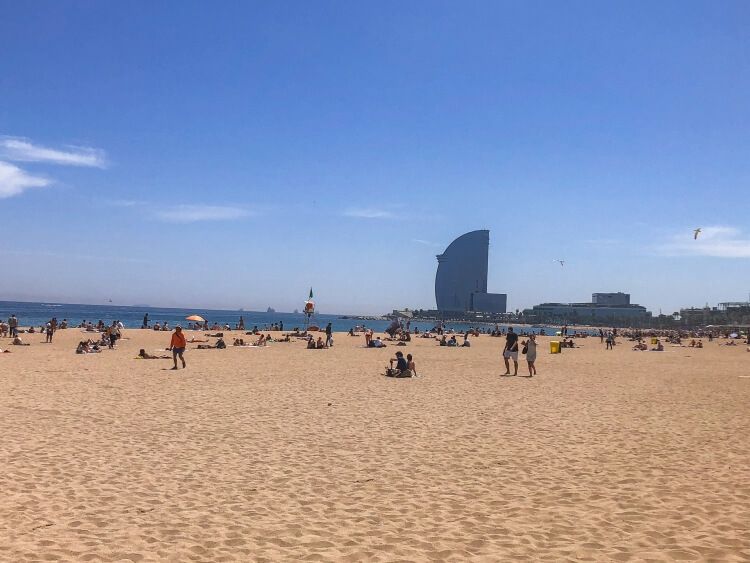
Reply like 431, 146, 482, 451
693, 228, 702, 240
554, 259, 565, 267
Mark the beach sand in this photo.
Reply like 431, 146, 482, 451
1, 329, 749, 562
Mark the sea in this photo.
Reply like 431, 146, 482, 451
0, 300, 574, 334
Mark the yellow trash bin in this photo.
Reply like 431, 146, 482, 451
550, 340, 561, 354
651, 337, 658, 345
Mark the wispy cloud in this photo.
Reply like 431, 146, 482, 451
0, 137, 108, 168
109, 199, 146, 207
657, 226, 750, 258
0, 248, 149, 264
154, 205, 252, 223
412, 238, 442, 248
0, 161, 51, 198
343, 207, 399, 219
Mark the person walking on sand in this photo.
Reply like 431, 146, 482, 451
502, 326, 519, 376
169, 326, 187, 370
522, 334, 537, 377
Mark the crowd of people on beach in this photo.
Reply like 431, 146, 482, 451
3, 312, 749, 378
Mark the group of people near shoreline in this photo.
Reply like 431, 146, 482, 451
4, 314, 749, 377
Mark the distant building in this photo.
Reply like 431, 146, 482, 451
435, 230, 507, 314
524, 293, 651, 324
592, 292, 630, 306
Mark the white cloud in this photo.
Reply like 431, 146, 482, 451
343, 207, 399, 219
154, 205, 252, 223
0, 161, 51, 198
0, 137, 107, 168
109, 199, 146, 207
0, 248, 149, 264
411, 238, 442, 247
657, 226, 750, 258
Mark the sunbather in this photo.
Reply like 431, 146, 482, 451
137, 349, 170, 359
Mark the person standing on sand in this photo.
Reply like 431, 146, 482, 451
502, 327, 519, 376
8, 314, 18, 338
522, 334, 537, 377
325, 322, 333, 347
169, 326, 187, 370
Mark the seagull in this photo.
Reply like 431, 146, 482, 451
554, 259, 565, 267
693, 228, 702, 240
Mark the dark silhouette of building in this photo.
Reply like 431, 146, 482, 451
435, 230, 506, 313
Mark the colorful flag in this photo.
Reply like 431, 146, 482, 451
309, 287, 314, 300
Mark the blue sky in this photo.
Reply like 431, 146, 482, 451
1, 1, 749, 314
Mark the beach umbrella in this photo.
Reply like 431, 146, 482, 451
186, 315, 206, 322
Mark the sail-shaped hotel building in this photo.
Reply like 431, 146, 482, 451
435, 230, 507, 314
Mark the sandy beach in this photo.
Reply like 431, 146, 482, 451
1, 329, 749, 562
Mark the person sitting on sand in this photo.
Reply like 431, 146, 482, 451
447, 335, 458, 347
462, 333, 471, 347
632, 341, 647, 351
12, 336, 29, 346
316, 336, 326, 349
256, 334, 267, 347
385, 351, 410, 377
369, 336, 386, 348
406, 353, 417, 377
137, 348, 170, 359
651, 340, 664, 351
306, 335, 316, 349
153, 322, 161, 331
169, 326, 187, 369
438, 335, 447, 346
233, 338, 246, 346
696, 340, 703, 348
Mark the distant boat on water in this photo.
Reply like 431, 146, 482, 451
293, 309, 299, 314
266, 307, 276, 313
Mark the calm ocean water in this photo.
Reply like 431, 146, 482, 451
0, 301, 572, 334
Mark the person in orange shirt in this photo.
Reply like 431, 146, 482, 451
169, 326, 187, 370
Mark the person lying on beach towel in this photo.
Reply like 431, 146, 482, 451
76, 340, 101, 354
196, 338, 226, 350
12, 336, 30, 346
206, 332, 224, 338
189, 336, 209, 343
385, 351, 412, 378
137, 349, 170, 359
